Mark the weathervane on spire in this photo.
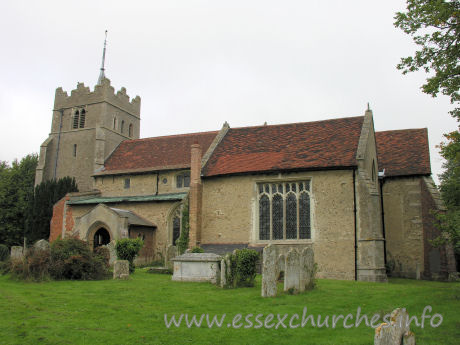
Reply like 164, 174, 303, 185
97, 30, 108, 85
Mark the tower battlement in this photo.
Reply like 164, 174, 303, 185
54, 78, 141, 116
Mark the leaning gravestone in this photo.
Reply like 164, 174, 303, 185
300, 247, 315, 292
33, 239, 50, 252
284, 248, 300, 293
10, 246, 24, 261
113, 260, 130, 280
261, 244, 277, 297
374, 308, 413, 345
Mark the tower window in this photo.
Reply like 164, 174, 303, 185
113, 117, 117, 130
121, 120, 125, 133
79, 109, 86, 128
73, 110, 80, 129
73, 144, 77, 157
124, 178, 130, 189
129, 123, 133, 137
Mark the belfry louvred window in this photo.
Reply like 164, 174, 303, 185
73, 110, 79, 129
258, 181, 311, 240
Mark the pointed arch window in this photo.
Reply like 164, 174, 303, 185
121, 120, 125, 133
79, 109, 86, 128
113, 117, 117, 130
258, 181, 311, 241
129, 123, 133, 137
72, 110, 80, 129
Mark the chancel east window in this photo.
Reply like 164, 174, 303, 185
258, 181, 311, 240
176, 172, 191, 188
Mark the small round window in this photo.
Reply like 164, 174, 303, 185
162, 178, 168, 184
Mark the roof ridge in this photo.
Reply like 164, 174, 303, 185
376, 128, 427, 134
121, 130, 219, 143
230, 115, 364, 130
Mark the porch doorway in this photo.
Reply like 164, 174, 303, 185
93, 228, 111, 248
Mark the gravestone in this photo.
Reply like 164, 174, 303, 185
300, 247, 315, 291
374, 308, 412, 345
113, 260, 130, 280
34, 239, 50, 252
220, 258, 227, 288
105, 242, 117, 265
10, 246, 24, 261
284, 248, 300, 293
261, 244, 277, 297
166, 245, 178, 270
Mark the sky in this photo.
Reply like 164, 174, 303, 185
0, 0, 457, 183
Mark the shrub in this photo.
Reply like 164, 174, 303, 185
94, 246, 110, 268
0, 244, 9, 262
223, 249, 259, 288
49, 238, 109, 280
191, 246, 204, 253
10, 247, 50, 282
115, 238, 144, 273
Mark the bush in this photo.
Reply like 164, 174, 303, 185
115, 238, 144, 273
10, 247, 50, 282
191, 246, 204, 253
49, 238, 109, 280
93, 246, 110, 268
223, 249, 259, 288
0, 244, 9, 262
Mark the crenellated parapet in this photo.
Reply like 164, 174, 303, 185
54, 78, 141, 116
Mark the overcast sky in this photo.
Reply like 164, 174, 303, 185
0, 0, 457, 183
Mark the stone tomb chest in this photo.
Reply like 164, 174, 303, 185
172, 253, 221, 284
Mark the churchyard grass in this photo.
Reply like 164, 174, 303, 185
0, 271, 458, 345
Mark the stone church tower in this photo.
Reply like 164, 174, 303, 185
35, 35, 141, 191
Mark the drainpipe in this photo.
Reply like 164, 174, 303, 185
53, 109, 64, 179
156, 172, 159, 195
353, 168, 358, 281
379, 176, 387, 266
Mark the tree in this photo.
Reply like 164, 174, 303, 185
25, 177, 78, 243
0, 154, 38, 246
435, 131, 460, 264
394, 0, 459, 119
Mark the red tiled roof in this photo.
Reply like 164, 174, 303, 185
101, 131, 218, 174
376, 128, 431, 177
202, 116, 365, 177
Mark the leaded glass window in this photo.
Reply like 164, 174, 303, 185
272, 194, 283, 240
257, 180, 311, 240
259, 194, 270, 240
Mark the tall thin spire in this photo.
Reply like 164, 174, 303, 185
97, 30, 108, 85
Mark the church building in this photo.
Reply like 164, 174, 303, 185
36, 68, 456, 282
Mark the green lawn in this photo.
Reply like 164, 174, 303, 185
0, 271, 459, 345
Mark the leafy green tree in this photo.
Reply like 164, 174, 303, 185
26, 176, 78, 243
0, 154, 38, 247
435, 131, 460, 263
394, 0, 459, 119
